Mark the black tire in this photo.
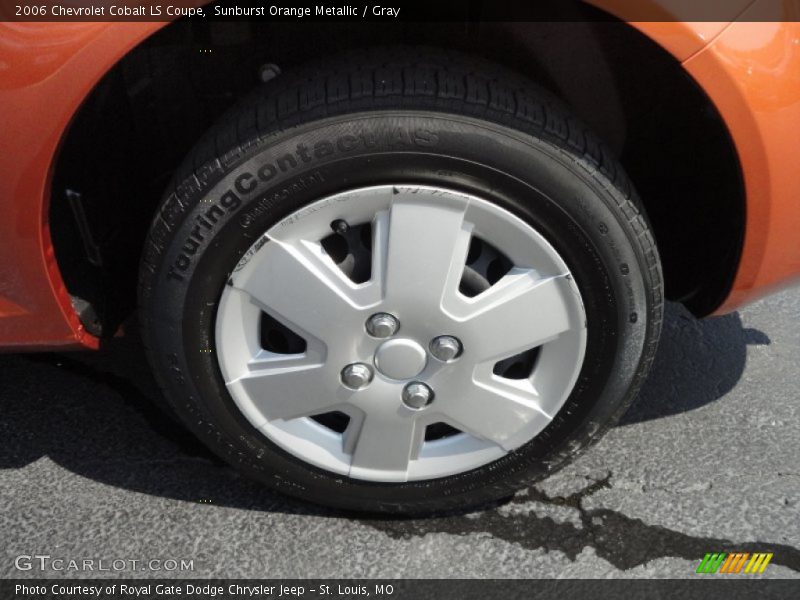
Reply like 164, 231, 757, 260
139, 47, 663, 514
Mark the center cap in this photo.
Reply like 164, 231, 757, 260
374, 338, 428, 380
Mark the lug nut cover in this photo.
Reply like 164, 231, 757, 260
430, 335, 463, 362
402, 381, 434, 409
341, 363, 373, 390
366, 313, 399, 338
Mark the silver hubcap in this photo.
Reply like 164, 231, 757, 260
215, 185, 587, 482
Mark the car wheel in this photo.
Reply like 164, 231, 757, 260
139, 48, 663, 513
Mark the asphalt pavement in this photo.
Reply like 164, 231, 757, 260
1, 290, 798, 578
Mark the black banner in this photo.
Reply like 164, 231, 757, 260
1, 0, 799, 23
3, 579, 800, 600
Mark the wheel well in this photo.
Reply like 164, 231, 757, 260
50, 15, 744, 336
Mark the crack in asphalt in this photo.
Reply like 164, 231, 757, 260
362, 474, 800, 573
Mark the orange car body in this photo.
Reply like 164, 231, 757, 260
0, 1, 799, 351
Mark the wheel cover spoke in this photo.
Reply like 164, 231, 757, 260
451, 269, 576, 363
231, 237, 377, 346
436, 372, 549, 450
378, 193, 472, 309
348, 410, 420, 481
228, 355, 340, 422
